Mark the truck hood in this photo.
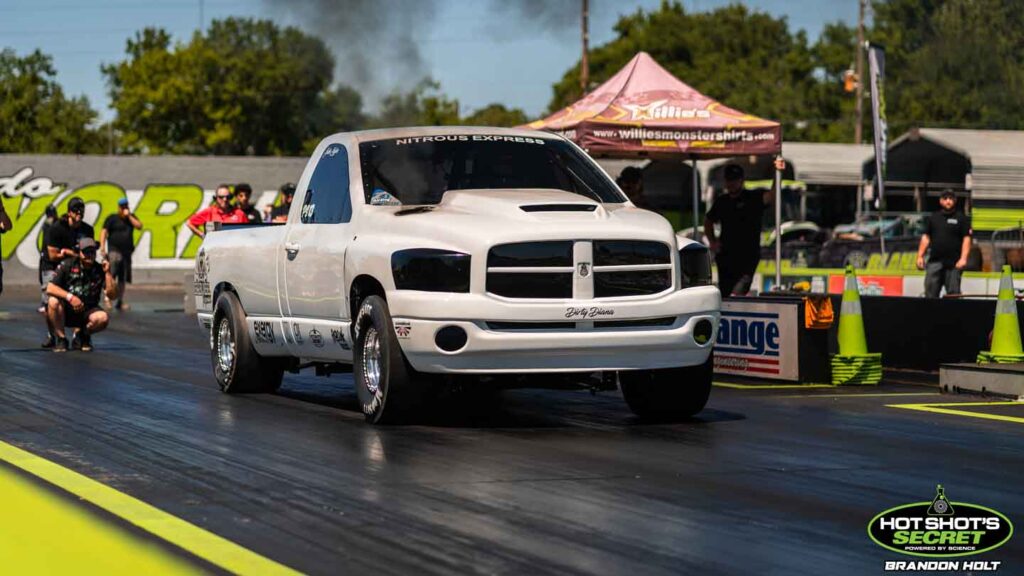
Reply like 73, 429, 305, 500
357, 189, 676, 248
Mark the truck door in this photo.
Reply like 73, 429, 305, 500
282, 143, 352, 329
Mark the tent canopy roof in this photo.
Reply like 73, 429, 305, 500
527, 52, 781, 159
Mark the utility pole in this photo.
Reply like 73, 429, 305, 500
199, 0, 205, 32
854, 0, 865, 145
581, 0, 589, 97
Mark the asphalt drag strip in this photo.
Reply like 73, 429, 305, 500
1, 286, 1023, 575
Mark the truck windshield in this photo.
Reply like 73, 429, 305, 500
359, 135, 625, 206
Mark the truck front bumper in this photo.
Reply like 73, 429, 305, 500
387, 285, 719, 374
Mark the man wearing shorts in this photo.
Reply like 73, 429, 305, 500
100, 197, 142, 310
45, 238, 118, 352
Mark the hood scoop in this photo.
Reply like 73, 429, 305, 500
520, 203, 598, 213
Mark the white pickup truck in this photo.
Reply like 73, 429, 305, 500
195, 127, 719, 423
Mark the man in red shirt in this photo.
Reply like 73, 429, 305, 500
187, 184, 246, 238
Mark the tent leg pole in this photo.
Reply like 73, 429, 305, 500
691, 158, 700, 241
774, 161, 782, 291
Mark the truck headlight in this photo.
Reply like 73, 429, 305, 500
392, 249, 471, 293
680, 245, 712, 288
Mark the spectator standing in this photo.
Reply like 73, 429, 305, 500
703, 164, 773, 296
100, 198, 142, 310
0, 199, 11, 296
270, 183, 295, 222
43, 197, 95, 347
37, 205, 59, 312
234, 183, 262, 224
616, 167, 649, 209
917, 190, 971, 298
45, 238, 117, 352
186, 185, 246, 238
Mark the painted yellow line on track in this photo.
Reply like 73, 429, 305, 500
0, 440, 301, 576
0, 464, 197, 575
887, 401, 1024, 424
713, 382, 834, 390
778, 392, 941, 399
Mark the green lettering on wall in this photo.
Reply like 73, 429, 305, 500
1, 195, 56, 259
58, 183, 125, 245
132, 184, 204, 259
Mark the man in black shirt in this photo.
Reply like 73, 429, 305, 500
42, 197, 95, 347
704, 164, 774, 296
234, 183, 262, 224
37, 204, 59, 312
270, 183, 295, 222
45, 238, 117, 352
616, 166, 649, 209
100, 197, 142, 310
0, 199, 11, 296
917, 189, 971, 298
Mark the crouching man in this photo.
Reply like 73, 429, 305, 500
45, 238, 118, 352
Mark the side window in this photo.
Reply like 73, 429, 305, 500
300, 144, 352, 224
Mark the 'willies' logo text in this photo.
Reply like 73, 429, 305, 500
868, 485, 1012, 572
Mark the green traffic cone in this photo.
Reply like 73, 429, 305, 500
837, 265, 869, 356
831, 265, 882, 385
978, 265, 1024, 363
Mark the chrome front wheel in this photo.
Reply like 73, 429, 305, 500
216, 317, 235, 374
362, 326, 382, 395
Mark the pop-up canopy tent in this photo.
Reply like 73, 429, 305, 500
526, 51, 784, 284
526, 52, 781, 233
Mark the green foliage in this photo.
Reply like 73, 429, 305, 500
462, 104, 529, 127
369, 79, 461, 128
103, 18, 343, 155
0, 49, 103, 154
871, 0, 1024, 132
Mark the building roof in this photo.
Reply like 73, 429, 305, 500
781, 142, 873, 187
865, 128, 1024, 201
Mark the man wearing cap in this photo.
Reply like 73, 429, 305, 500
45, 238, 118, 352
234, 183, 262, 225
270, 183, 295, 222
100, 197, 142, 310
704, 164, 774, 296
0, 200, 11, 296
917, 189, 972, 298
616, 167, 649, 210
186, 184, 246, 238
43, 197, 95, 347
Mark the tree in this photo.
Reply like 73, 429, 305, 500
0, 49, 103, 154
871, 0, 1024, 132
103, 18, 352, 155
369, 79, 460, 128
462, 104, 529, 127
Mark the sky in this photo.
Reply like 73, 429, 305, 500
1, 0, 858, 122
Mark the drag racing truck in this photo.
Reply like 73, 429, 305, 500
194, 127, 720, 423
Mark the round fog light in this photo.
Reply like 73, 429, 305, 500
693, 319, 713, 346
435, 326, 468, 352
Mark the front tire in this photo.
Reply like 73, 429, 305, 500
353, 295, 425, 424
619, 353, 713, 420
211, 291, 284, 393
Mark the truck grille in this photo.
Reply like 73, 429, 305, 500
486, 240, 672, 299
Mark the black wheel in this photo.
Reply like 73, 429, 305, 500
353, 295, 426, 424
211, 291, 284, 393
619, 353, 713, 420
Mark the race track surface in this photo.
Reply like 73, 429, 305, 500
1, 286, 1022, 575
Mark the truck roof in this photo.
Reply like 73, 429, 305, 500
344, 125, 563, 144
